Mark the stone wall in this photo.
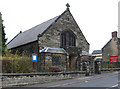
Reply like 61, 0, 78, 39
11, 41, 38, 55
102, 38, 119, 62
39, 53, 67, 72
38, 10, 89, 52
2, 72, 85, 88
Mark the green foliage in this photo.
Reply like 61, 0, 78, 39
0, 12, 7, 54
2, 50, 34, 73
108, 63, 115, 68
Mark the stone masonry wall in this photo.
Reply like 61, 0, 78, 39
38, 10, 89, 52
2, 72, 85, 88
40, 53, 67, 71
102, 38, 119, 62
11, 41, 38, 55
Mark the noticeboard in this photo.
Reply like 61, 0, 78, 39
32, 54, 37, 62
109, 56, 118, 62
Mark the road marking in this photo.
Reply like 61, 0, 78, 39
78, 77, 90, 80
112, 84, 118, 87
8, 83, 28, 86
85, 81, 88, 83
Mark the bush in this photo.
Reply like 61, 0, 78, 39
2, 49, 34, 73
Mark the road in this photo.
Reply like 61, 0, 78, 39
3, 72, 120, 89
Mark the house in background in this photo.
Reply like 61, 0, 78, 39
92, 50, 102, 73
102, 31, 120, 68
92, 50, 102, 63
7, 4, 90, 72
92, 50, 102, 57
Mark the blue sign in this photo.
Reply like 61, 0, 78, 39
32, 54, 37, 62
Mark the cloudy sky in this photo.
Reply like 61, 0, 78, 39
0, 0, 119, 53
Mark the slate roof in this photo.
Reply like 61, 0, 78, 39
82, 51, 92, 56
102, 37, 120, 50
39, 47, 67, 54
92, 50, 102, 54
7, 8, 89, 50
7, 16, 59, 49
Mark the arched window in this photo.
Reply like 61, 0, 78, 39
61, 31, 76, 47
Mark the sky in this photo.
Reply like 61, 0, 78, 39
0, 0, 119, 53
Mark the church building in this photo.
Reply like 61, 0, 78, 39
7, 4, 90, 72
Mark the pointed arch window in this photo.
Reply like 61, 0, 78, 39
61, 31, 76, 47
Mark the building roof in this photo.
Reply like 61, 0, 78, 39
94, 57, 102, 61
7, 7, 89, 49
39, 47, 67, 54
7, 16, 59, 49
102, 37, 120, 50
92, 50, 102, 54
82, 51, 91, 56
102, 39, 112, 49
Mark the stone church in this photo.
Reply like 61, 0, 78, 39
7, 4, 90, 72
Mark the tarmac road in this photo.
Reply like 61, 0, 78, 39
3, 72, 119, 89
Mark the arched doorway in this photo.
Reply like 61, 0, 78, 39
69, 54, 77, 70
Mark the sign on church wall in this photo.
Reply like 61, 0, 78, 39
32, 54, 37, 62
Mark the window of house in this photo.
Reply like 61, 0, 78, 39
61, 31, 76, 47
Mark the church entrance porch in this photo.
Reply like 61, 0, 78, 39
68, 54, 77, 71
38, 47, 67, 72
63, 46, 82, 71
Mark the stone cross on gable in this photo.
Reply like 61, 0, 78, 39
66, 3, 70, 9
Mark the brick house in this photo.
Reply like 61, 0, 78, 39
7, 5, 89, 71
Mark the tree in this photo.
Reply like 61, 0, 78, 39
0, 12, 7, 54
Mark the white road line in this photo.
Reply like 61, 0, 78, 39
78, 77, 90, 80
112, 84, 118, 87
8, 83, 28, 86
85, 81, 88, 83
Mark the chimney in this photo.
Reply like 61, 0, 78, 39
112, 31, 117, 38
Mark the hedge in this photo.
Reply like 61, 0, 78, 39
2, 50, 35, 73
